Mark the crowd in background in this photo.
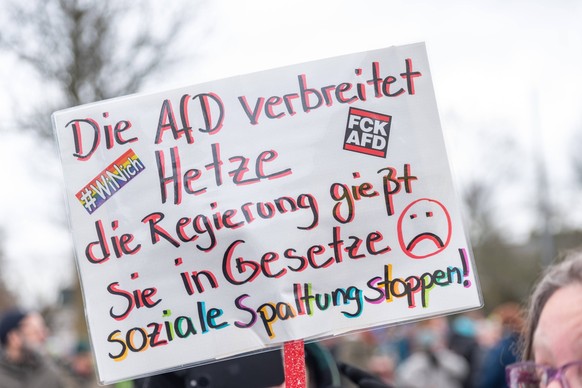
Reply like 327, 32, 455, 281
323, 302, 523, 387
0, 300, 524, 388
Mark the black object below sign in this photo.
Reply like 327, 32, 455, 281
133, 349, 285, 388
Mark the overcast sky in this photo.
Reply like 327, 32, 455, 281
1, 0, 582, 307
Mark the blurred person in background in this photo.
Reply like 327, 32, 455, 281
506, 251, 582, 387
448, 312, 482, 388
475, 302, 523, 388
62, 340, 110, 388
0, 308, 73, 388
395, 317, 468, 388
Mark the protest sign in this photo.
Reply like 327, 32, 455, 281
52, 42, 482, 384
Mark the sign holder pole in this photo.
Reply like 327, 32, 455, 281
283, 340, 306, 388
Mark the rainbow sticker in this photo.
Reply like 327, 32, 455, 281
76, 149, 145, 214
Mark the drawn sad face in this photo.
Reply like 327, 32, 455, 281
397, 198, 452, 259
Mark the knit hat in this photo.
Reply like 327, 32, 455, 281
0, 309, 27, 345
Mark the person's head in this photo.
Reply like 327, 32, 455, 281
70, 340, 95, 378
0, 309, 48, 362
413, 317, 449, 352
522, 253, 582, 361
506, 252, 582, 387
490, 301, 524, 336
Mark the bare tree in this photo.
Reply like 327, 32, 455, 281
458, 137, 543, 309
461, 181, 540, 310
0, 230, 17, 311
0, 0, 205, 138
462, 179, 499, 246
0, 0, 205, 320
571, 130, 582, 184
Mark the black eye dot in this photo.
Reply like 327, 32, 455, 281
426, 212, 433, 217
410, 214, 417, 219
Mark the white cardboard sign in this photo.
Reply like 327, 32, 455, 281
52, 42, 482, 384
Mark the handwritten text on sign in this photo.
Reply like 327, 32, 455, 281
53, 43, 482, 384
